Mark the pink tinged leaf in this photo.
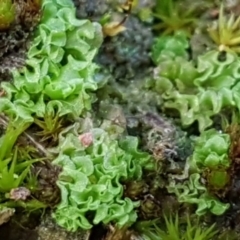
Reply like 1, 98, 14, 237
78, 132, 93, 148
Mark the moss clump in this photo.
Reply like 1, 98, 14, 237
208, 4, 240, 53
135, 214, 218, 240
153, 0, 198, 35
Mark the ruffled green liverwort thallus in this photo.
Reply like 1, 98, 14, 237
150, 38, 240, 132
191, 129, 231, 191
168, 129, 231, 215
52, 125, 154, 231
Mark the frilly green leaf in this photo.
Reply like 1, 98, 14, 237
169, 130, 231, 216
150, 50, 240, 131
1, 0, 103, 122
52, 127, 154, 231
168, 173, 230, 215
191, 129, 230, 170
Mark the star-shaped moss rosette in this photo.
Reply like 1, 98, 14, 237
168, 129, 231, 215
153, 0, 198, 35
135, 214, 218, 240
208, 4, 240, 53
51, 123, 154, 231
0, 0, 103, 130
148, 49, 240, 132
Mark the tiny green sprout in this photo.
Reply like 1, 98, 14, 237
17, 145, 37, 160
2, 199, 47, 212
208, 4, 240, 53
25, 169, 40, 193
0, 0, 15, 30
0, 148, 29, 193
0, 148, 41, 193
99, 12, 111, 26
153, 0, 197, 35
34, 113, 64, 142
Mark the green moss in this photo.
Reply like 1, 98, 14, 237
153, 0, 197, 35
135, 214, 218, 240
208, 4, 240, 53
